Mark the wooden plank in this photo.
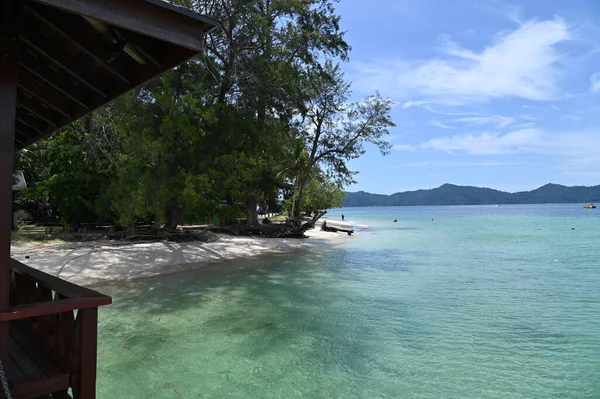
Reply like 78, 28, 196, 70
0, 298, 111, 322
19, 51, 91, 109
16, 90, 60, 127
10, 322, 65, 377
18, 70, 72, 119
27, 3, 133, 85
11, 259, 112, 301
7, 350, 28, 384
9, 324, 70, 398
19, 28, 109, 97
8, 333, 46, 382
32, 0, 209, 52
15, 112, 48, 137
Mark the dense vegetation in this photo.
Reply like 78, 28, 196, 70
344, 183, 600, 207
14, 0, 395, 229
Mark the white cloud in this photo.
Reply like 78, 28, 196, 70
590, 72, 600, 93
453, 115, 515, 128
393, 144, 416, 151
352, 18, 572, 104
400, 100, 430, 109
422, 129, 544, 154
430, 121, 455, 129
423, 105, 474, 116
421, 128, 600, 172
514, 122, 536, 128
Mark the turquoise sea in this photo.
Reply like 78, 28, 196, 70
94, 204, 600, 398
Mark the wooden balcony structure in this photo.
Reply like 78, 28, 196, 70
0, 1, 219, 397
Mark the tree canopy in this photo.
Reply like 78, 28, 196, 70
14, 0, 395, 229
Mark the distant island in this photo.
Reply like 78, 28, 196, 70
343, 183, 600, 207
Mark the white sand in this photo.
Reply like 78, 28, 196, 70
10, 225, 353, 286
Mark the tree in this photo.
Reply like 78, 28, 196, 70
188, 0, 351, 223
109, 64, 218, 229
14, 109, 118, 226
294, 61, 395, 215
301, 175, 345, 215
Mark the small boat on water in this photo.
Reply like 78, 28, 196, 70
584, 204, 596, 209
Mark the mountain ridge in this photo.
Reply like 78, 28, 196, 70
343, 183, 600, 207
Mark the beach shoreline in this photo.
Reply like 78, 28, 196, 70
10, 221, 358, 286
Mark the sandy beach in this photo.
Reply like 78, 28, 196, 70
10, 220, 357, 286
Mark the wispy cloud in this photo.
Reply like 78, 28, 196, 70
422, 129, 544, 155
351, 18, 572, 104
430, 121, 455, 129
400, 100, 430, 109
421, 128, 600, 171
393, 144, 416, 151
423, 105, 474, 116
453, 115, 515, 128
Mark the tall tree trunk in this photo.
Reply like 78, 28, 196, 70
294, 176, 308, 218
246, 196, 258, 225
165, 200, 182, 231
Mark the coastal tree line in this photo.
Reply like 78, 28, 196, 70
14, 0, 395, 229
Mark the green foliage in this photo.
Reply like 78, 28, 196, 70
301, 176, 346, 214
15, 0, 396, 228
14, 112, 116, 225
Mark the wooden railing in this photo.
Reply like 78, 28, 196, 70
1, 259, 112, 399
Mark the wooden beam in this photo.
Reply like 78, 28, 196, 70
11, 259, 113, 300
13, 130, 29, 147
17, 89, 60, 127
19, 51, 91, 109
19, 29, 109, 98
32, 0, 207, 52
81, 16, 164, 68
27, 3, 134, 85
13, 131, 26, 146
0, 14, 19, 372
14, 124, 38, 146
18, 69, 72, 119
15, 112, 49, 137
0, 297, 111, 322
76, 308, 99, 399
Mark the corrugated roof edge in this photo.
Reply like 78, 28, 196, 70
144, 0, 222, 34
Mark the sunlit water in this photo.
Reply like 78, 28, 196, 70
94, 204, 600, 398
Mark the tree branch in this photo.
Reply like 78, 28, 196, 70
313, 113, 375, 164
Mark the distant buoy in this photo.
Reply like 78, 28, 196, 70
571, 227, 575, 230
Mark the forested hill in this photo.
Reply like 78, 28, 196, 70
343, 183, 600, 207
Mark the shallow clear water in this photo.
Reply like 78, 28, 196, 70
94, 204, 600, 398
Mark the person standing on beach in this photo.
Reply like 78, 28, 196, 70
341, 214, 345, 221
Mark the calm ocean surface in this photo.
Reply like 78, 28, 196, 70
94, 204, 600, 398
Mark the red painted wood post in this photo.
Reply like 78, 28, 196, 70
0, 0, 19, 383
76, 308, 99, 399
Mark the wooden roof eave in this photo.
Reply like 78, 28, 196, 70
7, 0, 221, 151
32, 0, 221, 52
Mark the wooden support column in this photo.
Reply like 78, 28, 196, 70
0, 0, 19, 380
74, 308, 99, 399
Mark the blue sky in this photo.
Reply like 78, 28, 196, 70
336, 0, 600, 194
